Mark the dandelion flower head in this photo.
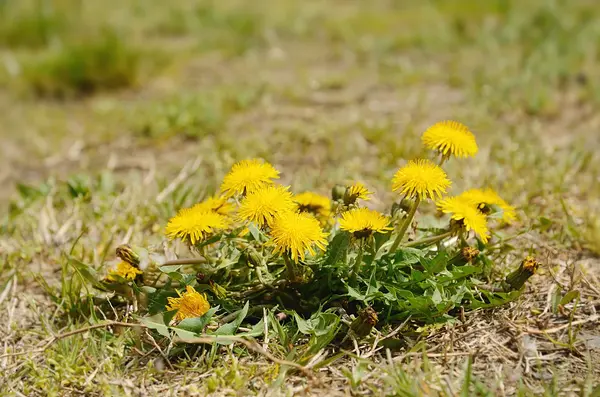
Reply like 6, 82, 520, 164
437, 196, 490, 243
392, 159, 451, 200
165, 206, 231, 245
339, 207, 392, 238
422, 120, 478, 158
191, 195, 235, 216
167, 285, 211, 321
458, 188, 516, 223
238, 185, 296, 228
294, 192, 331, 219
220, 159, 280, 197
343, 182, 373, 205
269, 211, 328, 262
107, 261, 142, 282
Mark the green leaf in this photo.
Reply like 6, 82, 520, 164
172, 327, 198, 342
248, 223, 261, 241
214, 301, 249, 336
294, 313, 313, 335
560, 290, 580, 306
140, 313, 170, 337
159, 265, 182, 273
68, 257, 106, 290
324, 232, 351, 266
176, 307, 218, 333
421, 251, 448, 274
237, 318, 265, 337
393, 248, 423, 266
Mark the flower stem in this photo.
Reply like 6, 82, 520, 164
389, 196, 421, 253
403, 230, 453, 248
282, 254, 297, 281
350, 241, 365, 284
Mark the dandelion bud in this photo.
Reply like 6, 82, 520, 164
331, 184, 346, 202
504, 256, 541, 291
447, 246, 479, 267
209, 280, 227, 300
116, 244, 140, 266
350, 307, 378, 339
246, 249, 263, 267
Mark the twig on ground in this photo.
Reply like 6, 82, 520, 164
521, 315, 599, 335
0, 320, 313, 380
0, 321, 146, 359
173, 335, 314, 378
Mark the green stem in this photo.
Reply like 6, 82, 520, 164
404, 230, 453, 248
350, 241, 365, 284
389, 196, 421, 253
282, 254, 297, 281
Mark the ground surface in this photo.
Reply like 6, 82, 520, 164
1, 1, 600, 396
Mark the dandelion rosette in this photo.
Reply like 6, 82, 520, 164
458, 188, 516, 223
294, 192, 332, 220
220, 159, 280, 197
339, 207, 392, 238
107, 261, 142, 282
437, 197, 490, 243
422, 120, 478, 158
392, 159, 451, 200
166, 285, 211, 321
165, 206, 231, 245
269, 211, 328, 262
238, 185, 296, 228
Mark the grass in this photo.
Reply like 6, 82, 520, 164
1, 0, 600, 395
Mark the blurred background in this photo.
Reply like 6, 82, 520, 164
1, 0, 599, 238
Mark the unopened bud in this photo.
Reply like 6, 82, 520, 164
209, 280, 227, 299
116, 244, 140, 266
350, 307, 378, 339
331, 184, 346, 202
448, 246, 480, 267
504, 256, 541, 291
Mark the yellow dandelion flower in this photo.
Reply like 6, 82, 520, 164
270, 212, 328, 262
294, 192, 331, 219
344, 182, 372, 205
165, 206, 230, 245
107, 261, 142, 282
166, 285, 211, 321
220, 159, 280, 197
339, 208, 392, 238
238, 185, 296, 228
458, 188, 516, 223
191, 195, 235, 216
437, 197, 490, 243
422, 120, 478, 158
392, 159, 451, 200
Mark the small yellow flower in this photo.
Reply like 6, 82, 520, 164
344, 182, 372, 205
294, 192, 331, 220
458, 188, 516, 223
339, 208, 392, 238
166, 285, 211, 321
191, 195, 235, 216
220, 159, 280, 197
422, 120, 478, 158
165, 206, 231, 245
437, 197, 490, 243
107, 261, 142, 282
238, 185, 296, 228
392, 159, 451, 200
270, 212, 328, 262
